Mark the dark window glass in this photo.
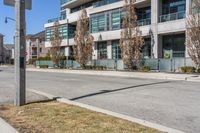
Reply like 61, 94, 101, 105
97, 42, 107, 59
163, 34, 185, 58
112, 40, 121, 59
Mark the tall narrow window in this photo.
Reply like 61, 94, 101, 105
97, 42, 107, 59
98, 15, 105, 32
112, 40, 121, 60
91, 17, 98, 33
111, 11, 121, 30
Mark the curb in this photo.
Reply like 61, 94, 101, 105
27, 68, 200, 83
29, 89, 185, 133
0, 118, 19, 133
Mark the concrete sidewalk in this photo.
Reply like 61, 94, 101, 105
27, 68, 200, 82
0, 118, 19, 133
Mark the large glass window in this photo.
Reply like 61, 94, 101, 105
163, 34, 185, 58
93, 0, 121, 8
111, 10, 121, 30
45, 24, 75, 41
60, 11, 66, 20
68, 25, 76, 39
160, 0, 186, 22
142, 38, 151, 59
98, 15, 106, 31
97, 42, 107, 59
90, 7, 151, 33
137, 7, 151, 26
91, 14, 106, 33
112, 40, 121, 60
162, 0, 186, 14
45, 28, 54, 41
59, 25, 68, 39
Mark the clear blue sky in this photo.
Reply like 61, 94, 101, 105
0, 0, 60, 44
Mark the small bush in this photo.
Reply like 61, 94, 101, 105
84, 65, 106, 70
96, 66, 107, 70
181, 66, 196, 73
28, 59, 37, 64
38, 56, 51, 61
39, 65, 48, 68
140, 65, 151, 72
197, 68, 200, 73
85, 65, 93, 70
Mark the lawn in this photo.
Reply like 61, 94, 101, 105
0, 101, 163, 133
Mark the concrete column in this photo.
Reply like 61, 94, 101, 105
107, 41, 112, 59
65, 47, 70, 56
185, 0, 192, 58
36, 39, 39, 58
186, 0, 192, 15
151, 0, 159, 58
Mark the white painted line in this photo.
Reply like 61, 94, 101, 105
29, 89, 185, 133
0, 118, 19, 133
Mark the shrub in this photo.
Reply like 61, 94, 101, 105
181, 66, 196, 73
197, 68, 200, 73
84, 65, 106, 70
140, 65, 151, 72
38, 56, 51, 61
28, 59, 37, 64
39, 65, 48, 68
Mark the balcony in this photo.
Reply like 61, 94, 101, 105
61, 0, 72, 5
159, 11, 185, 23
93, 0, 122, 8
62, 0, 93, 9
138, 18, 151, 26
47, 16, 66, 23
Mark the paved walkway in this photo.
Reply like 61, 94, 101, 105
28, 68, 200, 82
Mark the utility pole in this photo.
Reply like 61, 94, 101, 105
15, 0, 26, 106
4, 0, 31, 106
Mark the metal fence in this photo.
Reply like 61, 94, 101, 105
36, 58, 195, 72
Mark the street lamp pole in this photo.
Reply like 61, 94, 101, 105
15, 0, 26, 106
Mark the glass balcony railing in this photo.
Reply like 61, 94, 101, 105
47, 16, 66, 23
159, 11, 186, 23
61, 0, 72, 5
137, 18, 151, 26
93, 0, 122, 8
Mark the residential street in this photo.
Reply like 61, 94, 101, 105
0, 66, 200, 133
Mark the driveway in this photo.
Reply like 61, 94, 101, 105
0, 66, 200, 133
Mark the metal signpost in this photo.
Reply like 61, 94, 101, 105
4, 0, 32, 106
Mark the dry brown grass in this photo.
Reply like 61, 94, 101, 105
0, 101, 163, 133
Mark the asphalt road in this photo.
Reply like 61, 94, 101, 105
0, 66, 200, 133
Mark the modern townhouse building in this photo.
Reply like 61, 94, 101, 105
26, 31, 49, 62
0, 33, 14, 64
44, 0, 193, 61
3, 44, 14, 64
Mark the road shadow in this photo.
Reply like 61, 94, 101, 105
70, 81, 171, 101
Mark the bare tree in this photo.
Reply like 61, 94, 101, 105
74, 9, 94, 69
50, 21, 62, 67
186, 0, 200, 69
120, 0, 144, 70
